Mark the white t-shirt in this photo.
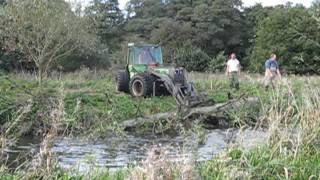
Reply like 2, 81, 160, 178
227, 59, 240, 72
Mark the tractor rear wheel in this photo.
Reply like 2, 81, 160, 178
116, 70, 130, 93
129, 74, 154, 97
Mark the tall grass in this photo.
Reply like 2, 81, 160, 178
1, 71, 320, 179
199, 77, 320, 180
129, 146, 197, 180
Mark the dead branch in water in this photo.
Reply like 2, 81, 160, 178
120, 97, 260, 130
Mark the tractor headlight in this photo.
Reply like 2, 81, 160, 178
175, 68, 184, 75
173, 68, 186, 84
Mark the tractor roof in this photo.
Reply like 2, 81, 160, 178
128, 43, 159, 48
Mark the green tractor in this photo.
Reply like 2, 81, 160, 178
116, 43, 207, 107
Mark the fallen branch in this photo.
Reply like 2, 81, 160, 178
120, 97, 260, 130
183, 96, 259, 119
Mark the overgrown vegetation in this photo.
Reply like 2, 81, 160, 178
0, 71, 319, 179
0, 70, 176, 139
0, 0, 320, 179
0, 71, 266, 140
199, 80, 320, 179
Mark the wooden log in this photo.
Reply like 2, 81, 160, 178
120, 97, 260, 130
183, 97, 259, 119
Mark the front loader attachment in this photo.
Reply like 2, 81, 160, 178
151, 72, 208, 108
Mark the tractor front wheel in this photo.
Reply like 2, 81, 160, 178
129, 74, 154, 97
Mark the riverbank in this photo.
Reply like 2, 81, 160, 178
1, 70, 320, 179
0, 70, 176, 139
0, 70, 267, 139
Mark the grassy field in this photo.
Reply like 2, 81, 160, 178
0, 70, 320, 179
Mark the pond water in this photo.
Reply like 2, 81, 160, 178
51, 128, 268, 172
8, 128, 269, 173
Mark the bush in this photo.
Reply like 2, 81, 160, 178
176, 43, 211, 72
207, 51, 226, 73
55, 48, 110, 72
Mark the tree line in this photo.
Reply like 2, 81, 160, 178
0, 0, 319, 77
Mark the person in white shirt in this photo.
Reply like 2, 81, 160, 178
226, 53, 241, 90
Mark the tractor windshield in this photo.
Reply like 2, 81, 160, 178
132, 46, 163, 65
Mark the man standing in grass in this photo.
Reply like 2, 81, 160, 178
226, 53, 241, 90
264, 54, 281, 89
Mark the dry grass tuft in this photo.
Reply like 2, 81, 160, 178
129, 146, 198, 180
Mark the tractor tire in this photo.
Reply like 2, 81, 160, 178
129, 74, 154, 97
116, 70, 130, 93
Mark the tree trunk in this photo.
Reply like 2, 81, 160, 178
38, 69, 43, 89
120, 97, 260, 130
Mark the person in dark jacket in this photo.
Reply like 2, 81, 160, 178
264, 54, 281, 89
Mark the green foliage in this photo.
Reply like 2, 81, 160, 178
123, 0, 320, 74
175, 42, 211, 72
0, 71, 176, 137
208, 51, 227, 72
229, 149, 243, 160
0, 166, 130, 180
85, 0, 124, 52
1, 1, 320, 178
2, 0, 320, 74
0, 49, 39, 73
249, 5, 320, 74
55, 49, 110, 72
199, 146, 320, 180
1, 72, 320, 178
198, 79, 320, 179
0, 0, 98, 85
242, 4, 274, 69
125, 0, 248, 61
190, 121, 207, 145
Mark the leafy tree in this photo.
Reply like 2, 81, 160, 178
150, 18, 193, 62
208, 51, 227, 72
125, 0, 168, 41
85, 0, 124, 52
0, 0, 97, 86
312, 0, 320, 25
55, 50, 110, 72
2, 0, 319, 75
125, 0, 247, 67
242, 4, 273, 69
175, 42, 211, 72
192, 0, 245, 56
249, 5, 320, 74
126, 0, 168, 18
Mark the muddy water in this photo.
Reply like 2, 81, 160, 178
8, 129, 268, 172
49, 129, 268, 172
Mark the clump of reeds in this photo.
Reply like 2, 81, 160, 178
200, 78, 320, 179
262, 80, 320, 149
29, 84, 67, 177
129, 146, 197, 180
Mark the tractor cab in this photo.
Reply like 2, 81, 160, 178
127, 43, 166, 77
128, 43, 163, 65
